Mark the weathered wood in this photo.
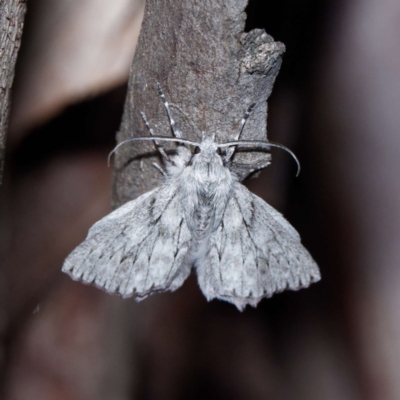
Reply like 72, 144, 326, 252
113, 0, 285, 207
0, 0, 27, 183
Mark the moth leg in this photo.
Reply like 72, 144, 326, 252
247, 159, 271, 174
232, 157, 271, 182
140, 111, 172, 163
157, 82, 183, 138
225, 103, 256, 161
152, 162, 166, 176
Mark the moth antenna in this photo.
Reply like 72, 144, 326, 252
226, 103, 257, 161
219, 140, 301, 176
157, 82, 183, 138
107, 136, 200, 166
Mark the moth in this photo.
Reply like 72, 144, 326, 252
62, 83, 320, 311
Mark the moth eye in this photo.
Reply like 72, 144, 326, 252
194, 146, 201, 154
216, 147, 222, 155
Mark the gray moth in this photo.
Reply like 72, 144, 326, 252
62, 83, 320, 311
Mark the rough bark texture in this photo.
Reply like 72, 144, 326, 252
113, 0, 285, 207
0, 0, 26, 183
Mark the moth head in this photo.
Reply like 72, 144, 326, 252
192, 134, 223, 165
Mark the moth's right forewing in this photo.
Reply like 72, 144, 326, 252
62, 183, 192, 299
196, 183, 320, 311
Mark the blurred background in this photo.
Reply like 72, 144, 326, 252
2, 0, 400, 399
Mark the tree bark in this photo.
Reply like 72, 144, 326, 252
0, 0, 26, 183
113, 0, 285, 207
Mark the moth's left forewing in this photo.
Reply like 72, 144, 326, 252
196, 183, 320, 311
62, 183, 192, 299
